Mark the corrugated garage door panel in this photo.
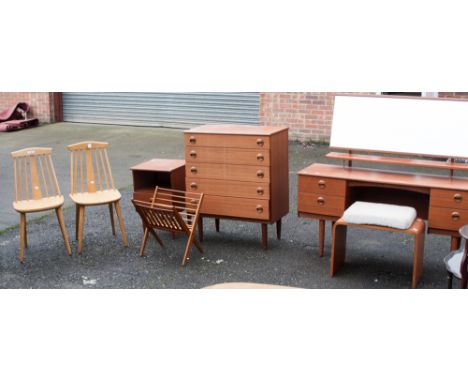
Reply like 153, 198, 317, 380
62, 92, 260, 128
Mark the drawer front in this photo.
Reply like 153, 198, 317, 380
298, 175, 346, 196
185, 134, 270, 149
429, 206, 468, 231
298, 192, 345, 217
201, 195, 270, 220
186, 163, 270, 182
185, 146, 270, 166
430, 189, 468, 210
186, 177, 270, 199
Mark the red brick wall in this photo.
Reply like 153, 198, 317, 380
260, 92, 468, 142
0, 92, 55, 123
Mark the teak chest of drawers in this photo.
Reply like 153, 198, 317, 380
184, 124, 289, 248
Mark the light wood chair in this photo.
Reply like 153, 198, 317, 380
68, 141, 127, 254
11, 147, 72, 262
132, 187, 204, 266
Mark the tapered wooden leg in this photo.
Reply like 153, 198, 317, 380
139, 228, 150, 257
77, 205, 85, 255
198, 217, 204, 242
276, 219, 282, 240
109, 203, 116, 236
447, 272, 453, 289
75, 204, 80, 240
114, 201, 128, 247
56, 207, 72, 256
461, 278, 468, 289
411, 231, 425, 289
261, 223, 268, 250
148, 227, 164, 247
330, 223, 347, 276
19, 213, 26, 263
451, 236, 461, 251
215, 218, 220, 232
319, 219, 325, 257
24, 214, 28, 248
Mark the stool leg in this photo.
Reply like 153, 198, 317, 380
461, 278, 468, 289
411, 231, 425, 289
330, 223, 347, 276
215, 218, 220, 232
319, 219, 325, 257
261, 223, 268, 250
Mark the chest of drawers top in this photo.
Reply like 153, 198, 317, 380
185, 124, 288, 136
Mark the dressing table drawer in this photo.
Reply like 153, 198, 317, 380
429, 206, 468, 231
430, 189, 468, 210
298, 192, 345, 217
298, 175, 346, 197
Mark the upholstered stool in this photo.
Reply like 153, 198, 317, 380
444, 225, 468, 289
331, 202, 426, 288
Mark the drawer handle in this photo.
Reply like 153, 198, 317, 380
256, 187, 264, 196
256, 205, 264, 213
190, 182, 198, 190
189, 150, 197, 158
256, 153, 264, 162
257, 170, 264, 179
256, 138, 264, 147
454, 194, 463, 203
189, 136, 196, 144
318, 180, 326, 189
452, 212, 460, 221
190, 166, 197, 174
317, 197, 325, 206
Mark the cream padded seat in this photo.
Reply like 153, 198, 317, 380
13, 195, 64, 213
69, 189, 121, 206
444, 248, 465, 279
343, 201, 417, 230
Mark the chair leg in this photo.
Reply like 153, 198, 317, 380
411, 231, 425, 289
276, 219, 282, 240
24, 214, 28, 248
114, 201, 128, 247
75, 204, 80, 240
319, 219, 325, 257
215, 218, 220, 232
447, 272, 453, 289
139, 228, 150, 257
56, 207, 72, 256
77, 205, 85, 255
109, 203, 116, 236
19, 213, 26, 263
461, 278, 468, 289
330, 223, 347, 276
261, 223, 268, 250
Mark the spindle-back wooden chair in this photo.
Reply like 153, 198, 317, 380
68, 141, 127, 254
11, 147, 72, 262
132, 187, 204, 265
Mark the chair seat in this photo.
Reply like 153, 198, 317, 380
13, 195, 64, 213
445, 250, 464, 279
70, 189, 121, 206
343, 201, 417, 230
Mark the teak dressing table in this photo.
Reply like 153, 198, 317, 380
298, 95, 468, 256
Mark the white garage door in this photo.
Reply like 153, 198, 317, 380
62, 92, 260, 128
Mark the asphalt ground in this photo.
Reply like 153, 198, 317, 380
0, 123, 456, 288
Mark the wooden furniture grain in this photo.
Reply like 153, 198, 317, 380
11, 147, 72, 262
298, 95, 468, 259
445, 225, 468, 289
331, 216, 426, 288
132, 187, 204, 265
184, 124, 289, 249
131, 158, 185, 202
68, 141, 127, 254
